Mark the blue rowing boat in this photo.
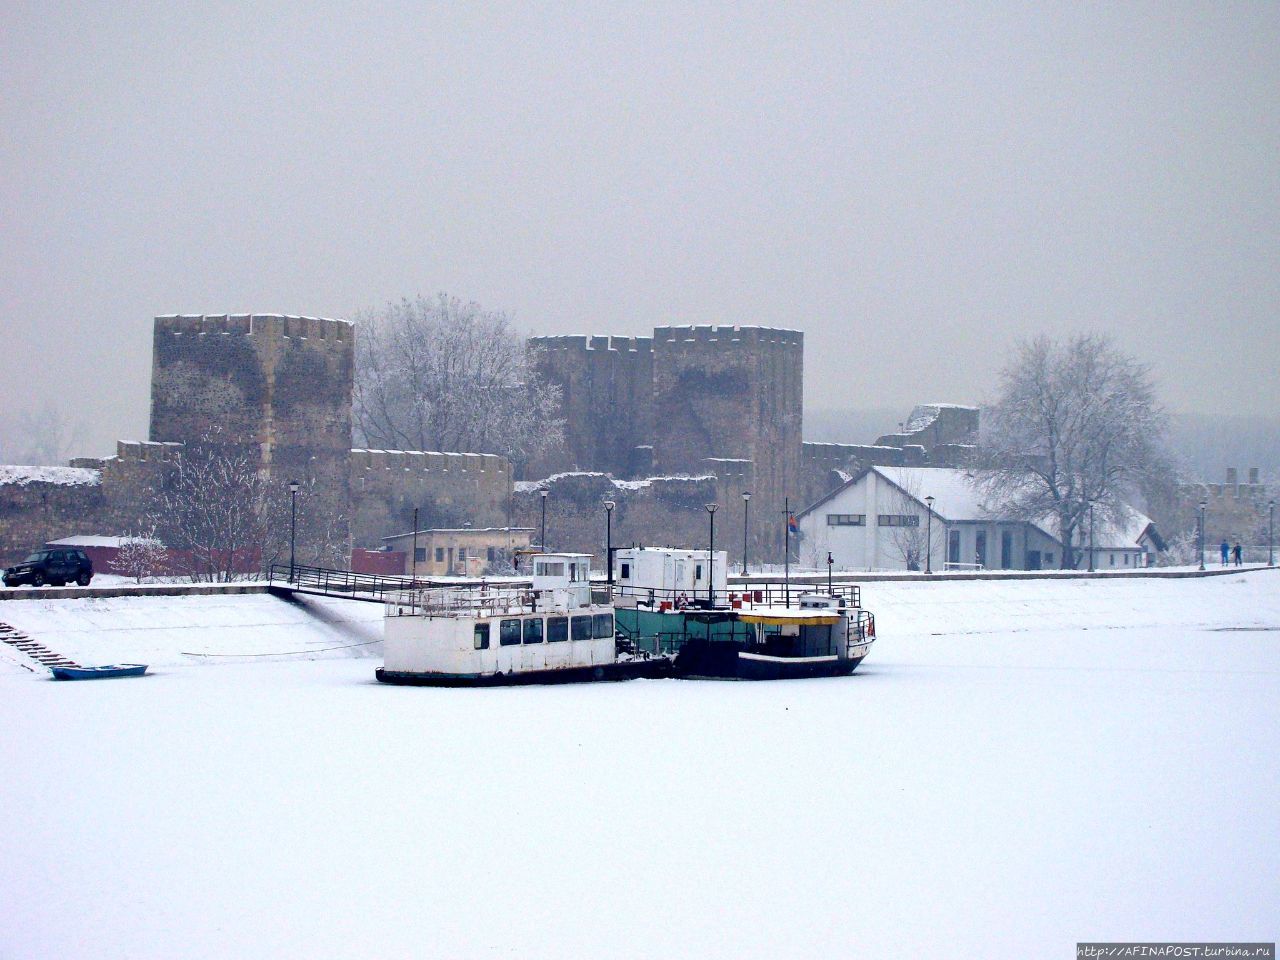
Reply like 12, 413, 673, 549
51, 664, 148, 680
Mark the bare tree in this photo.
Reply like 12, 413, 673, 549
977, 334, 1165, 569
109, 529, 169, 583
885, 470, 929, 571
354, 294, 565, 470
158, 428, 285, 582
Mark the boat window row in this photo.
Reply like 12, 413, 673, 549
474, 614, 614, 649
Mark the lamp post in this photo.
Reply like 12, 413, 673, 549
1088, 501, 1096, 573
603, 500, 615, 585
826, 551, 834, 596
924, 495, 935, 575
288, 480, 300, 582
411, 506, 419, 581
1259, 499, 1269, 568
741, 491, 751, 576
1198, 498, 1207, 572
539, 488, 548, 553
705, 502, 718, 605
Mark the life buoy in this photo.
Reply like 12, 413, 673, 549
676, 592, 689, 610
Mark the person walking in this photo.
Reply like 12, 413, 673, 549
1220, 540, 1230, 566
1233, 543, 1243, 566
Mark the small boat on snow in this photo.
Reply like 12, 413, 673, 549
51, 664, 149, 680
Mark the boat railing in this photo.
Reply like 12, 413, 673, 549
847, 610, 875, 655
270, 563, 533, 609
610, 581, 861, 610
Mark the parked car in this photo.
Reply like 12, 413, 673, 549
3, 548, 94, 587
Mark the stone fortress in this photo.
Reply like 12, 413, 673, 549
0, 313, 978, 569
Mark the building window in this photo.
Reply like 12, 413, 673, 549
435, 547, 444, 563
827, 514, 866, 526
487, 546, 495, 562
592, 613, 614, 639
500, 618, 522, 646
948, 529, 961, 565
975, 531, 987, 568
473, 623, 490, 650
571, 616, 592, 642
1045, 552, 1055, 567
414, 547, 426, 562
523, 617, 544, 644
878, 515, 920, 527
1109, 554, 1116, 566
547, 616, 568, 642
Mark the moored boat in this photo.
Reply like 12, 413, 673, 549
611, 547, 875, 680
375, 553, 670, 686
51, 664, 149, 680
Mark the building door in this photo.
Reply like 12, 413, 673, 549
975, 531, 987, 568
1026, 550, 1041, 571
1000, 530, 1013, 570
948, 529, 961, 567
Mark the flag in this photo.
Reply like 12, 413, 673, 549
787, 515, 798, 535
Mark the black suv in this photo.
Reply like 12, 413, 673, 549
3, 549, 94, 587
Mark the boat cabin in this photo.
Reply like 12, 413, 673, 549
612, 546, 729, 606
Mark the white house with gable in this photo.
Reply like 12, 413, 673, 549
796, 467, 1163, 572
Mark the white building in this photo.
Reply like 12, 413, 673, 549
795, 467, 1162, 572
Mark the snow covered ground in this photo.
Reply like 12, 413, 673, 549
1, 573, 1277, 959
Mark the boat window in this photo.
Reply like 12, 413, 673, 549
620, 562, 630, 579
592, 613, 614, 639
571, 616, 592, 642
523, 617, 544, 644
547, 616, 568, 642
500, 618, 522, 646
536, 561, 565, 577
694, 563, 703, 581
473, 623, 490, 649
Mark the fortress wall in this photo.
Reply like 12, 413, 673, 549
528, 335, 654, 478
349, 449, 513, 547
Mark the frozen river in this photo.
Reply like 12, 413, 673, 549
2, 571, 1277, 959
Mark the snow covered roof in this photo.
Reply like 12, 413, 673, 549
46, 535, 130, 548
0, 465, 101, 488
874, 467, 990, 521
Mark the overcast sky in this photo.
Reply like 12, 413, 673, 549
3, 2, 1277, 458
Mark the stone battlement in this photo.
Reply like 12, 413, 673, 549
530, 335, 654, 354
653, 325, 803, 348
154, 314, 352, 342
351, 449, 509, 476
114, 440, 184, 463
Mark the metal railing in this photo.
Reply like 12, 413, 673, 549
610, 580, 861, 610
269, 563, 533, 607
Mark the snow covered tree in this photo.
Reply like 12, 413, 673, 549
884, 470, 930, 571
977, 334, 1166, 569
109, 529, 169, 583
158, 427, 285, 582
353, 294, 564, 471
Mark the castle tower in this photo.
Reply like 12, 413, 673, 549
149, 314, 355, 559
651, 325, 803, 553
527, 334, 655, 478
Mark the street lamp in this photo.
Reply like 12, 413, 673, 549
826, 551, 834, 596
1088, 501, 1096, 573
741, 491, 751, 576
705, 502, 719, 605
924, 495, 935, 575
411, 506, 419, 581
603, 500, 616, 585
288, 480, 300, 582
539, 488, 548, 553
1259, 499, 1269, 568
1198, 498, 1207, 572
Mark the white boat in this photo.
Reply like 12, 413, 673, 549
375, 553, 670, 686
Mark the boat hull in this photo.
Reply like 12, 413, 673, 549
376, 658, 672, 687
51, 664, 148, 680
673, 641, 867, 681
